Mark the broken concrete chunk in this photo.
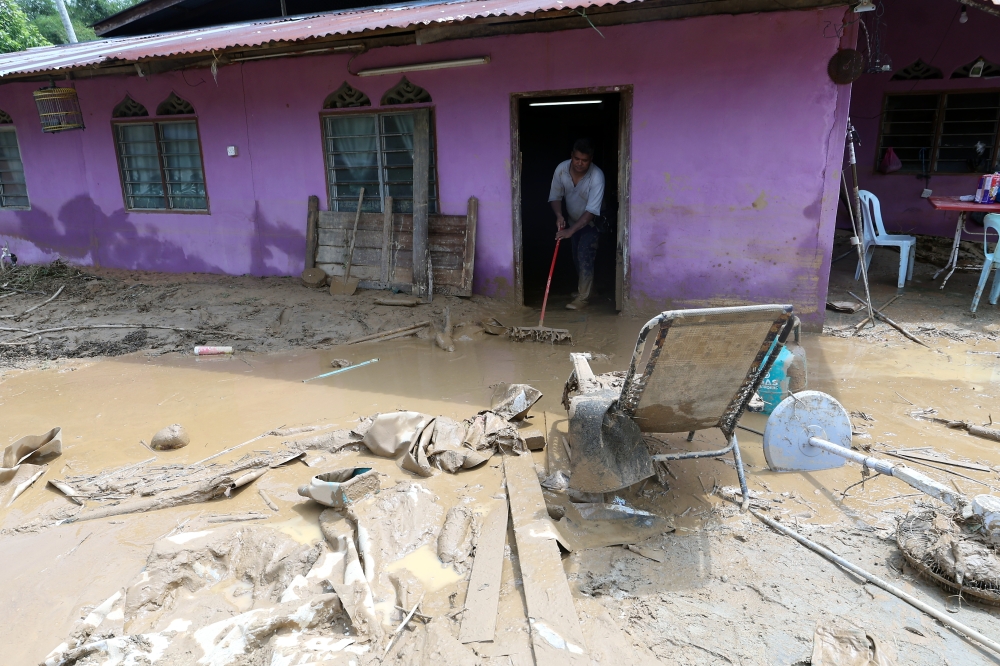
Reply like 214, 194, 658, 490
298, 467, 380, 508
150, 424, 190, 451
520, 427, 546, 451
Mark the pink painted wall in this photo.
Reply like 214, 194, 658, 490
0, 8, 851, 326
850, 0, 1000, 237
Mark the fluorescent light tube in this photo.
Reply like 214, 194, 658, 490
529, 100, 602, 107
356, 56, 489, 77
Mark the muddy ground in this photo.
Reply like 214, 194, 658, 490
1, 249, 999, 665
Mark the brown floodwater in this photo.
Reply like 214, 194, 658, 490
1, 308, 998, 664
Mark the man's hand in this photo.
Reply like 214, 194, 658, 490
555, 227, 574, 240
555, 216, 566, 231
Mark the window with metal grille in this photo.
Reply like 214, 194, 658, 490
0, 127, 29, 209
113, 120, 208, 211
877, 91, 1000, 174
322, 111, 438, 213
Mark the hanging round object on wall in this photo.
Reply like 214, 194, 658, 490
828, 49, 866, 84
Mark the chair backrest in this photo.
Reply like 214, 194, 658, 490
617, 305, 793, 435
857, 190, 884, 239
984, 213, 1000, 260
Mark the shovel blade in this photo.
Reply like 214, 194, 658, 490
568, 392, 654, 493
329, 277, 360, 296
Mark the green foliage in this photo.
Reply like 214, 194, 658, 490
0, 0, 52, 53
15, 0, 140, 44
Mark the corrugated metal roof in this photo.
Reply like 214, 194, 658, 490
0, 0, 640, 78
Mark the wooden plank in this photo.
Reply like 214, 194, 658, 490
504, 454, 589, 665
461, 196, 478, 296
381, 200, 393, 283
316, 263, 382, 280
316, 246, 382, 267
460, 498, 509, 644
317, 228, 387, 249
317, 211, 386, 230
412, 108, 431, 299
305, 195, 319, 270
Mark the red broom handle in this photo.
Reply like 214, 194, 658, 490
539, 239, 560, 327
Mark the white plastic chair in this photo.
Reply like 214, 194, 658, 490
972, 214, 1000, 313
854, 190, 916, 289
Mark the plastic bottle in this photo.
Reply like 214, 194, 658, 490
759, 317, 808, 414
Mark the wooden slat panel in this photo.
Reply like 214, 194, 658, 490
317, 211, 386, 231
312, 201, 475, 295
459, 499, 508, 643
317, 228, 386, 249
316, 263, 382, 279
316, 246, 383, 267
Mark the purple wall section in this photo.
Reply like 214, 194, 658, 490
850, 0, 1000, 237
0, 8, 851, 326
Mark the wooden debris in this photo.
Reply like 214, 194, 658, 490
504, 454, 590, 665
0, 285, 64, 320
519, 428, 546, 452
375, 296, 421, 307
852, 294, 900, 332
459, 498, 508, 644
888, 450, 990, 472
66, 475, 239, 523
848, 292, 928, 347
385, 594, 425, 656
345, 321, 430, 345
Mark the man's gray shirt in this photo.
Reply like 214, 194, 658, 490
548, 160, 605, 223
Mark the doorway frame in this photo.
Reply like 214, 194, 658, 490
509, 85, 633, 310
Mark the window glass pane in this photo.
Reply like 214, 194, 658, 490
159, 121, 207, 210
878, 94, 938, 173
0, 129, 29, 208
116, 123, 165, 209
323, 115, 381, 212
937, 92, 1000, 173
322, 112, 439, 215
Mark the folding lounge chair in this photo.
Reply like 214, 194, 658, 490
562, 304, 795, 508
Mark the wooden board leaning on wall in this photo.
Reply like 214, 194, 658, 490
313, 195, 478, 297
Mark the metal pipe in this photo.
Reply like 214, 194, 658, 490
302, 358, 379, 383
751, 509, 1000, 657
844, 119, 874, 323
806, 436, 966, 509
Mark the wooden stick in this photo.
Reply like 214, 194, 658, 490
853, 294, 901, 332
384, 594, 424, 656
0, 285, 64, 319
751, 509, 1000, 657
887, 450, 990, 472
848, 291, 929, 348
191, 427, 281, 466
881, 451, 1000, 491
0, 323, 246, 340
345, 321, 429, 345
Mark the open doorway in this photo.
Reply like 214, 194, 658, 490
515, 91, 624, 311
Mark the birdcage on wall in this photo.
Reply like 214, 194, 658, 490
32, 86, 85, 133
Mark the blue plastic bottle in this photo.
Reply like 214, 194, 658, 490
759, 319, 807, 415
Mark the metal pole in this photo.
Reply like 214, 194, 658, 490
53, 0, 78, 44
845, 119, 874, 324
751, 509, 1000, 657
806, 436, 966, 509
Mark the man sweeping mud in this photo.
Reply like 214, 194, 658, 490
550, 139, 605, 310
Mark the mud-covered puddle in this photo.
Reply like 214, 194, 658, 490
1, 321, 999, 664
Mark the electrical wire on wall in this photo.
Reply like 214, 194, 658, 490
860, 1, 891, 73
